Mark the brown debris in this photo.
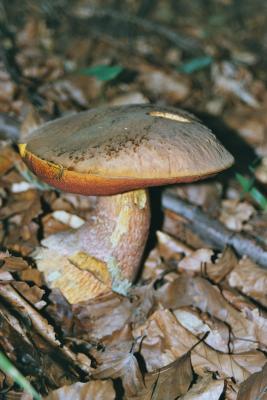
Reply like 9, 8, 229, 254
1, 2, 267, 397
228, 257, 267, 307
0, 283, 91, 376
45, 380, 116, 400
237, 362, 267, 400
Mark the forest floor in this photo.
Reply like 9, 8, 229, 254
0, 1, 267, 399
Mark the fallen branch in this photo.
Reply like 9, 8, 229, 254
162, 190, 267, 269
0, 283, 91, 376
0, 113, 20, 141
72, 6, 201, 54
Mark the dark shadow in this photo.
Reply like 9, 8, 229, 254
135, 187, 164, 282
193, 111, 257, 174
113, 378, 125, 400
136, 111, 257, 282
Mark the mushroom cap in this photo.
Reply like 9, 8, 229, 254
19, 104, 234, 195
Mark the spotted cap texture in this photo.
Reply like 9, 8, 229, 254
19, 104, 234, 195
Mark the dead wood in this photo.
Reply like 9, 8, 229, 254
0, 283, 91, 376
0, 113, 20, 141
71, 7, 201, 54
162, 190, 267, 269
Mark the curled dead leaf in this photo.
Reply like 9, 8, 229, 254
179, 374, 225, 400
130, 352, 193, 400
155, 276, 267, 352
178, 248, 213, 274
92, 349, 145, 398
228, 257, 267, 307
237, 362, 267, 400
45, 379, 115, 400
219, 200, 255, 232
204, 247, 238, 283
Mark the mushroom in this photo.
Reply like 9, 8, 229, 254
19, 104, 234, 303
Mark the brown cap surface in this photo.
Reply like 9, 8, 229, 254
19, 104, 234, 195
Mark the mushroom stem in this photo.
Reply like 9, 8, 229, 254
35, 189, 150, 303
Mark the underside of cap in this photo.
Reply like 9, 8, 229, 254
19, 104, 234, 195
20, 148, 223, 195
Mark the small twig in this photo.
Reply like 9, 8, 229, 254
73, 7, 202, 54
162, 190, 267, 269
0, 284, 91, 376
0, 113, 20, 141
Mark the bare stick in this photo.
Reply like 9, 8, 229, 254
162, 190, 267, 269
72, 7, 201, 54
0, 284, 91, 375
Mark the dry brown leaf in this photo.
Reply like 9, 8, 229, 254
46, 289, 74, 337
20, 104, 42, 140
12, 281, 45, 308
204, 247, 238, 283
5, 220, 39, 256
45, 379, 116, 400
18, 268, 44, 287
41, 79, 89, 109
0, 143, 16, 176
133, 308, 265, 383
228, 257, 267, 307
0, 301, 76, 391
0, 184, 42, 255
225, 380, 239, 400
42, 213, 71, 237
179, 374, 225, 400
157, 230, 192, 263
109, 91, 149, 106
221, 286, 259, 313
221, 287, 267, 352
51, 192, 96, 214
212, 62, 259, 107
0, 190, 40, 219
237, 362, 267, 400
173, 307, 230, 353
129, 352, 193, 400
247, 212, 267, 247
1, 253, 29, 272
66, 75, 103, 103
242, 308, 267, 352
173, 182, 223, 215
0, 270, 13, 281
224, 107, 267, 150
155, 276, 267, 352
8, 392, 33, 400
142, 247, 167, 280
51, 210, 85, 229
101, 324, 133, 348
219, 200, 255, 232
93, 349, 145, 397
73, 291, 134, 340
0, 283, 91, 375
73, 285, 154, 340
133, 309, 178, 371
139, 69, 190, 103
163, 208, 208, 250
178, 248, 214, 274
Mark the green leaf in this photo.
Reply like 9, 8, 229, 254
250, 187, 267, 210
78, 64, 123, 81
235, 173, 254, 192
177, 56, 213, 74
0, 351, 41, 399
